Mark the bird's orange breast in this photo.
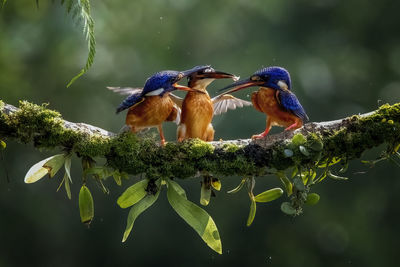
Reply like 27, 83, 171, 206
126, 95, 176, 131
252, 87, 299, 127
180, 92, 213, 138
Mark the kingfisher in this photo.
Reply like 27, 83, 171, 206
108, 67, 207, 145
169, 66, 252, 142
218, 66, 309, 139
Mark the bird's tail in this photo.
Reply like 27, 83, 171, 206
116, 92, 143, 113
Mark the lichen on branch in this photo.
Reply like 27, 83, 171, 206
1, 100, 400, 179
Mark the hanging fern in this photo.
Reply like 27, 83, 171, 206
61, 0, 96, 87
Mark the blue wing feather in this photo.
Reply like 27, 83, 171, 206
116, 92, 143, 113
277, 90, 309, 122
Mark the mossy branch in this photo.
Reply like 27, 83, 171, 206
1, 100, 400, 179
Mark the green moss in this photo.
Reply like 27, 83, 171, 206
221, 143, 241, 153
2, 100, 400, 180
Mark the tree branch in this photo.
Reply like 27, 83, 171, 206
1, 100, 400, 179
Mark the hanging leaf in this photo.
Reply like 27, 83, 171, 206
117, 179, 149, 208
64, 173, 72, 200
276, 172, 293, 196
281, 202, 296, 215
122, 189, 160, 242
0, 140, 6, 150
293, 177, 306, 191
227, 177, 246, 194
64, 154, 72, 183
65, 0, 96, 87
327, 171, 348, 180
79, 185, 94, 225
43, 154, 65, 178
306, 193, 320, 205
113, 172, 122, 186
246, 198, 257, 227
24, 154, 65, 183
167, 179, 222, 254
254, 188, 283, 203
200, 181, 211, 206
211, 178, 221, 191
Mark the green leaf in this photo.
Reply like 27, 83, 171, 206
117, 179, 149, 208
1, 0, 7, 9
281, 202, 296, 215
64, 173, 72, 200
318, 157, 341, 168
65, 0, 96, 87
113, 172, 122, 186
79, 185, 94, 225
167, 179, 222, 254
227, 177, 246, 194
200, 182, 211, 206
64, 154, 72, 183
246, 198, 257, 227
299, 146, 310, 156
254, 188, 283, 203
0, 140, 6, 150
276, 172, 293, 196
306, 193, 320, 205
327, 171, 348, 180
293, 177, 306, 191
24, 154, 65, 183
309, 139, 324, 151
43, 154, 65, 178
291, 133, 306, 146
211, 178, 221, 191
122, 190, 160, 242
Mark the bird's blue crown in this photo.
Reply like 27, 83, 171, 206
253, 66, 291, 90
142, 70, 182, 95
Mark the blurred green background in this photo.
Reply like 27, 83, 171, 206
1, 0, 400, 266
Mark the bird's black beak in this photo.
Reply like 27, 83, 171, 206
181, 65, 212, 77
196, 70, 239, 80
218, 78, 264, 94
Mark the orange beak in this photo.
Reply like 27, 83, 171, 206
218, 79, 265, 95
173, 83, 205, 94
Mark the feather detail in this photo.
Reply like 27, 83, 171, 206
276, 90, 309, 122
107, 87, 143, 96
212, 94, 252, 116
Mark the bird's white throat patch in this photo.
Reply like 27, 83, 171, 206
145, 88, 164, 96
277, 80, 289, 90
193, 78, 214, 90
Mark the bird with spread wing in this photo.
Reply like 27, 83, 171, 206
169, 65, 252, 142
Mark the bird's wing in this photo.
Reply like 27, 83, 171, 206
116, 92, 144, 113
169, 93, 184, 108
107, 87, 143, 96
276, 90, 309, 122
211, 94, 252, 116
173, 103, 181, 125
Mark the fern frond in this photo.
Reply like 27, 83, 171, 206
61, 0, 96, 88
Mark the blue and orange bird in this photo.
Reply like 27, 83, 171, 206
169, 66, 252, 142
108, 67, 206, 145
218, 66, 309, 139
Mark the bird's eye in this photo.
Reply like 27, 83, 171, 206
251, 75, 261, 81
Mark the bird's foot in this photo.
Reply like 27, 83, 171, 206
251, 132, 268, 139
